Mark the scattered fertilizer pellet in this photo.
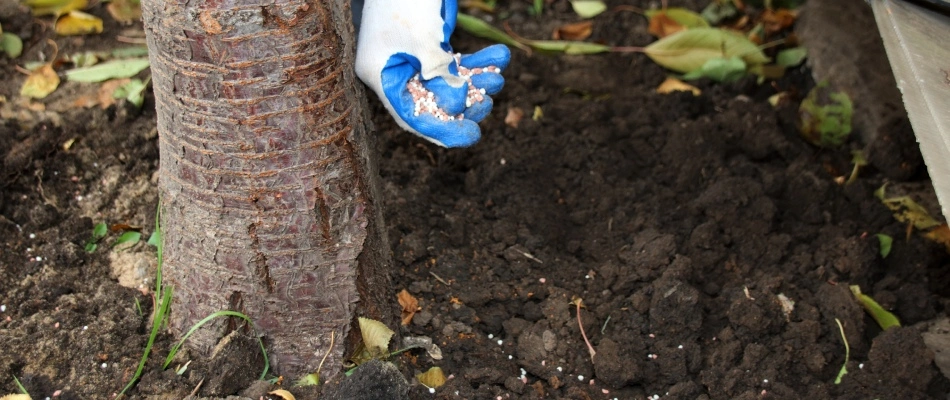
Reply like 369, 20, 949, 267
54, 322, 59, 329
677, 344, 683, 349
500, 158, 506, 165
577, 375, 584, 381
0, 305, 5, 312
556, 366, 562, 372
83, 325, 88, 331
649, 333, 655, 338
541, 360, 546, 366
602, 389, 610, 394
585, 275, 590, 279
52, 390, 62, 397
497, 339, 503, 345
859, 363, 864, 369
589, 379, 595, 385
407, 53, 501, 121
488, 333, 494, 339
508, 355, 512, 360
428, 387, 435, 394
100, 363, 107, 369
763, 379, 769, 383
29, 233, 35, 239
35, 256, 43, 262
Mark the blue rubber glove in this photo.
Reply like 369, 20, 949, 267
355, 0, 511, 148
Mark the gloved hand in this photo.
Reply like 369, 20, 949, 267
355, 0, 511, 148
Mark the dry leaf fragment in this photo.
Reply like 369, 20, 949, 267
55, 10, 103, 36
21, 64, 60, 99
761, 9, 797, 35
397, 289, 419, 326
656, 77, 700, 96
505, 107, 525, 128
24, 0, 88, 17
98, 78, 131, 108
106, 0, 142, 24
649, 13, 685, 38
553, 21, 593, 41
924, 224, 950, 253
268, 389, 296, 400
416, 366, 447, 388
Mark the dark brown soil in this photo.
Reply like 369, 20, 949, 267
2, 1, 949, 399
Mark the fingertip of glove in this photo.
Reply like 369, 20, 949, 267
413, 118, 481, 148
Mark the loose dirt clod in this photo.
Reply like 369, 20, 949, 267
407, 54, 501, 121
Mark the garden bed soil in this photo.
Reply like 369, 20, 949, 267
2, 1, 949, 399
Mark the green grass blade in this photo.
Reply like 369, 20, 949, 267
12, 375, 29, 395
118, 287, 173, 398
163, 310, 269, 380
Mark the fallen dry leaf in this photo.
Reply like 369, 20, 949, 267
553, 21, 593, 41
924, 224, 950, 253
98, 78, 131, 108
656, 77, 701, 96
761, 9, 797, 35
505, 107, 525, 128
107, 0, 142, 24
21, 64, 60, 99
649, 13, 685, 38
397, 289, 419, 326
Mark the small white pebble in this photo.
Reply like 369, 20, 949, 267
488, 334, 494, 339
29, 233, 36, 239
577, 375, 584, 381
429, 387, 435, 394
100, 363, 107, 369
497, 339, 503, 345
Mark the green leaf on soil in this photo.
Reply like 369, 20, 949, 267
643, 28, 770, 74
113, 77, 150, 108
834, 318, 849, 384
69, 51, 99, 67
417, 366, 447, 388
111, 46, 149, 58
700, 0, 739, 25
645, 7, 710, 29
570, 1, 607, 18
682, 56, 746, 82
1, 32, 23, 58
64, 58, 150, 83
358, 317, 395, 358
531, 0, 543, 15
118, 287, 173, 398
876, 234, 893, 258
528, 40, 610, 55
93, 222, 108, 239
296, 373, 320, 386
776, 46, 807, 67
874, 185, 942, 230
456, 13, 530, 52
798, 81, 852, 147
113, 231, 141, 250
850, 285, 901, 330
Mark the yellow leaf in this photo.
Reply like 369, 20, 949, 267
416, 366, 447, 388
55, 11, 103, 36
357, 317, 394, 357
924, 224, 950, 253
23, 0, 87, 17
267, 389, 296, 400
20, 64, 60, 99
656, 77, 700, 96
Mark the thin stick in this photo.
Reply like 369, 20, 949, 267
315, 330, 335, 379
429, 271, 450, 286
574, 298, 596, 362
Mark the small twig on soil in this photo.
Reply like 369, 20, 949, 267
515, 248, 543, 264
190, 378, 204, 396
571, 296, 596, 363
601, 315, 611, 335
429, 271, 450, 286
315, 330, 335, 380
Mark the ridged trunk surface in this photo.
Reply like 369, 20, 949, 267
142, 0, 391, 377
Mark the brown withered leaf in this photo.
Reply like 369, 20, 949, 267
761, 9, 797, 35
924, 224, 950, 253
505, 107, 525, 128
649, 13, 685, 38
397, 289, 419, 326
553, 21, 593, 41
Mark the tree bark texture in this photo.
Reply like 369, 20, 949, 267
142, 0, 392, 377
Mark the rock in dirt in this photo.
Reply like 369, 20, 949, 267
319, 359, 409, 400
921, 317, 950, 380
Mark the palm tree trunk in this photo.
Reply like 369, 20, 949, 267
142, 0, 391, 378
